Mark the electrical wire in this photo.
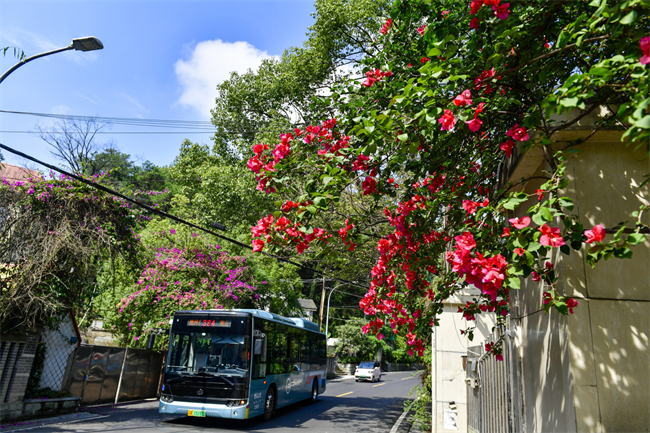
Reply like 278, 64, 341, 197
0, 142, 371, 293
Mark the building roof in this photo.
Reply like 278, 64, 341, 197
298, 298, 317, 311
0, 163, 41, 182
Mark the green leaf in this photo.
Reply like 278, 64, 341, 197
527, 242, 541, 252
506, 277, 521, 289
633, 115, 650, 129
619, 10, 637, 24
613, 247, 633, 259
571, 240, 583, 250
627, 233, 646, 245
427, 47, 442, 57
560, 97, 580, 107
307, 206, 318, 215
558, 197, 574, 210
322, 176, 333, 186
560, 244, 571, 255
397, 133, 409, 142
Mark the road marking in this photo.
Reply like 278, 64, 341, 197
401, 377, 413, 380
372, 383, 385, 387
336, 391, 354, 397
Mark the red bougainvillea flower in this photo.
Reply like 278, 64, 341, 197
500, 140, 514, 157
247, 156, 263, 174
417, 25, 427, 35
470, 18, 480, 29
453, 90, 473, 107
509, 216, 530, 229
584, 224, 605, 243
542, 291, 553, 305
532, 271, 541, 282
493, 2, 510, 20
565, 298, 579, 314
380, 18, 392, 34
362, 177, 377, 195
514, 247, 525, 256
506, 124, 530, 141
438, 110, 457, 131
539, 224, 565, 247
470, 0, 484, 15
252, 239, 264, 252
640, 36, 650, 65
500, 227, 511, 237
474, 102, 485, 116
535, 189, 544, 201
463, 200, 479, 215
421, 57, 430, 63
362, 74, 376, 88
466, 117, 483, 132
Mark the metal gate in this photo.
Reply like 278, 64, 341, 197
65, 345, 163, 405
466, 329, 513, 433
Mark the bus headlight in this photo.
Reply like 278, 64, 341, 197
227, 399, 247, 407
160, 394, 174, 403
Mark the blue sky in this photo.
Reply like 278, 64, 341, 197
0, 0, 316, 170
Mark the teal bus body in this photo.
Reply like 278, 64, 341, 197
159, 309, 326, 420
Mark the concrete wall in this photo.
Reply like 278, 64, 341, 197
506, 123, 650, 432
432, 290, 496, 432
0, 397, 80, 422
0, 332, 40, 404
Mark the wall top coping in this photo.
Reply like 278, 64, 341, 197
23, 397, 81, 403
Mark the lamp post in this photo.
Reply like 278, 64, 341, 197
324, 283, 347, 339
0, 36, 103, 84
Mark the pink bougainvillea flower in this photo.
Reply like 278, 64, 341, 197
532, 271, 541, 282
247, 156, 263, 174
417, 25, 427, 35
170, 229, 176, 234
640, 36, 650, 65
514, 247, 525, 256
441, 10, 450, 16
438, 109, 457, 131
474, 102, 485, 116
272, 142, 291, 162
539, 224, 565, 247
505, 124, 530, 141
495, 354, 504, 361
493, 2, 510, 20
453, 90, 473, 107
252, 239, 264, 252
509, 216, 531, 229
466, 117, 483, 132
470, 18, 480, 30
584, 224, 605, 243
565, 298, 579, 314
500, 140, 514, 157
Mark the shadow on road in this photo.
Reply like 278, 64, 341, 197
163, 395, 412, 431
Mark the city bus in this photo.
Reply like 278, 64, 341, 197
159, 309, 327, 421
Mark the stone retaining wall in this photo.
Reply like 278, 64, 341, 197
0, 397, 80, 422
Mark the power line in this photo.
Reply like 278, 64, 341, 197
0, 142, 371, 293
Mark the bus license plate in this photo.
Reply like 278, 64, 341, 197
188, 410, 206, 417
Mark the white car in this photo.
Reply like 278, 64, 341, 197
355, 361, 381, 382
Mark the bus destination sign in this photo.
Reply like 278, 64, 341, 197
187, 319, 232, 328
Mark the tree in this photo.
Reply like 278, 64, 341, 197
0, 172, 142, 331
36, 117, 117, 175
333, 317, 381, 363
211, 0, 391, 162
245, 0, 649, 358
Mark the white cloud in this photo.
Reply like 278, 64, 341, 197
174, 39, 275, 119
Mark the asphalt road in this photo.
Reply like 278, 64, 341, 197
31, 370, 423, 433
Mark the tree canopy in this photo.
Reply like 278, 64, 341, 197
244, 0, 649, 357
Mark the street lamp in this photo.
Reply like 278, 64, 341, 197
0, 36, 103, 84
324, 283, 347, 340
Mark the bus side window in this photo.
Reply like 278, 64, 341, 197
253, 319, 267, 379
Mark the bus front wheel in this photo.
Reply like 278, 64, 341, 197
264, 387, 276, 422
310, 381, 318, 403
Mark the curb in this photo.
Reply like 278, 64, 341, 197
0, 412, 108, 432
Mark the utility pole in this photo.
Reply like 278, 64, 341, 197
319, 274, 326, 332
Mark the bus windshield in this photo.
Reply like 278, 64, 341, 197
167, 315, 250, 377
